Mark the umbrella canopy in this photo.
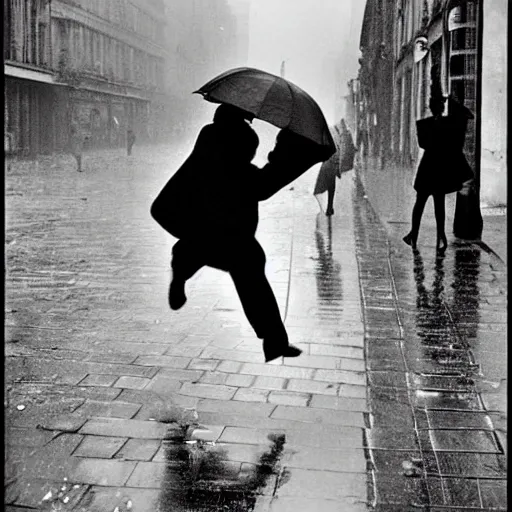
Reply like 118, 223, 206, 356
194, 67, 335, 153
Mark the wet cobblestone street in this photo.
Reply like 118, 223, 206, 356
5, 143, 507, 511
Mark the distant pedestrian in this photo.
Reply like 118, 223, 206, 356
151, 104, 323, 363
403, 95, 474, 253
69, 127, 83, 172
313, 119, 356, 216
127, 129, 136, 156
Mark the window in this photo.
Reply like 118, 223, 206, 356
99, 34, 105, 75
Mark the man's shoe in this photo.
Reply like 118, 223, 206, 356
264, 344, 302, 363
325, 207, 334, 216
168, 278, 187, 310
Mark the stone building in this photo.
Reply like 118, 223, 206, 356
358, 0, 396, 169
4, 0, 54, 156
50, 0, 168, 149
4, 0, 169, 155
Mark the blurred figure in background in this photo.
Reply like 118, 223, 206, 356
313, 119, 356, 216
69, 126, 83, 172
127, 129, 136, 156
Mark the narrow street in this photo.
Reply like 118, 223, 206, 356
5, 142, 507, 511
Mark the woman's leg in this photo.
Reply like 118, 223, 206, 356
326, 181, 336, 216
403, 191, 429, 248
433, 193, 447, 252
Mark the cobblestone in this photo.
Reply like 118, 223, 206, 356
286, 446, 367, 473
143, 375, 183, 394
73, 435, 127, 458
74, 400, 141, 419
216, 360, 244, 373
79, 418, 169, 439
253, 375, 287, 390
81, 487, 160, 512
78, 374, 118, 387
196, 398, 275, 418
234, 387, 270, 402
268, 390, 310, 407
276, 468, 367, 500
271, 404, 366, 427
225, 373, 255, 387
114, 438, 161, 461
114, 376, 151, 390
126, 462, 166, 488
69, 458, 137, 486
241, 363, 315, 380
286, 378, 338, 395
133, 355, 191, 369
218, 427, 276, 445
179, 382, 237, 400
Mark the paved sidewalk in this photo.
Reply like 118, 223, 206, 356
5, 148, 370, 511
354, 168, 507, 511
5, 147, 506, 511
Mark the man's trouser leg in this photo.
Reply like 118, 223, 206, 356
171, 239, 205, 280
225, 238, 288, 347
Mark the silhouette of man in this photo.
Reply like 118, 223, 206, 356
151, 104, 304, 362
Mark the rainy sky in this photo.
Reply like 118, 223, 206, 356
246, 0, 366, 124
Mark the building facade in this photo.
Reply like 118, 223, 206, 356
353, 0, 507, 211
357, 0, 396, 169
4, 0, 169, 156
4, 0, 54, 156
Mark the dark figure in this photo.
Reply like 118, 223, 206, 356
69, 127, 83, 172
151, 105, 327, 362
313, 119, 356, 216
403, 95, 474, 253
127, 129, 136, 156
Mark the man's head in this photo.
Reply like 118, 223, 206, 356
214, 104, 255, 124
429, 96, 446, 117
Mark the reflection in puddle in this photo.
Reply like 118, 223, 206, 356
314, 216, 342, 307
411, 248, 485, 407
158, 423, 286, 511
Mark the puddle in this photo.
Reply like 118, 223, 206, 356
158, 425, 286, 511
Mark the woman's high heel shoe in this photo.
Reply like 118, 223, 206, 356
436, 234, 448, 254
403, 232, 417, 250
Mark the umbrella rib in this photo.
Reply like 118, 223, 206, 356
254, 76, 294, 127
286, 79, 296, 128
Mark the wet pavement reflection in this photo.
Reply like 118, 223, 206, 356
407, 247, 504, 506
353, 166, 506, 510
411, 247, 482, 391
158, 422, 285, 511
314, 216, 343, 307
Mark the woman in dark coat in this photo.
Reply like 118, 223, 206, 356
403, 95, 474, 252
313, 119, 356, 216
151, 104, 305, 363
